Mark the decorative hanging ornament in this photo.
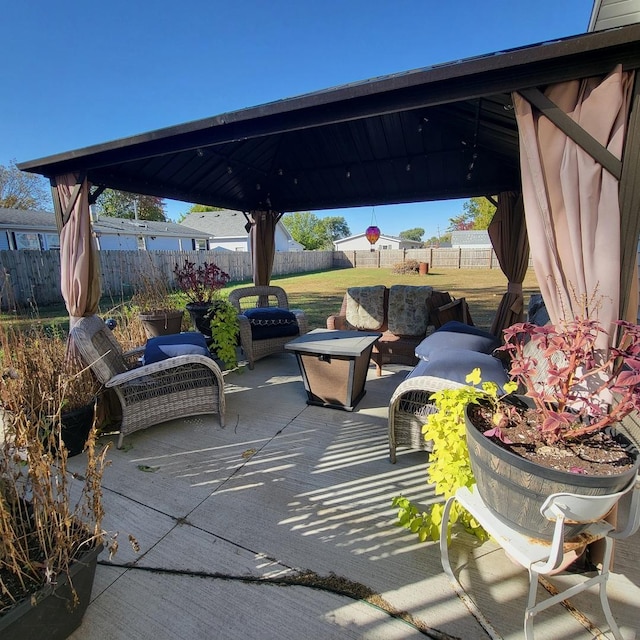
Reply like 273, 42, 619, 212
365, 225, 380, 250
365, 208, 380, 252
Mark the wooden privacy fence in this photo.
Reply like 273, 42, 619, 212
1, 247, 524, 309
0, 250, 334, 309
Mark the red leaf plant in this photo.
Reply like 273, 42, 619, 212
498, 317, 640, 444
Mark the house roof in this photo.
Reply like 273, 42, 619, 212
450, 230, 491, 245
180, 210, 249, 238
17, 24, 640, 215
0, 207, 209, 239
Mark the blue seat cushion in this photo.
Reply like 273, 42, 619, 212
144, 332, 211, 365
244, 307, 299, 340
407, 349, 509, 392
415, 321, 501, 361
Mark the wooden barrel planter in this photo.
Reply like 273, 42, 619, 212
465, 403, 640, 540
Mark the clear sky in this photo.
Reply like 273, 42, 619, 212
2, 0, 593, 239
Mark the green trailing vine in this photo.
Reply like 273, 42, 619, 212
205, 299, 240, 369
393, 369, 517, 543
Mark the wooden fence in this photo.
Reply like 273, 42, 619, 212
1, 247, 520, 309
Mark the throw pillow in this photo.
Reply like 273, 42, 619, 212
345, 286, 386, 330
407, 349, 509, 392
415, 323, 501, 361
144, 332, 211, 365
387, 285, 433, 336
244, 307, 299, 340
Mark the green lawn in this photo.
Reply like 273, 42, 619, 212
1, 267, 540, 333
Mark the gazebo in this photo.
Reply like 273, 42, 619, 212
18, 23, 640, 341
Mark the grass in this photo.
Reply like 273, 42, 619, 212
1, 267, 541, 333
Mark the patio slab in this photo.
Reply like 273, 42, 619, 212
67, 353, 639, 639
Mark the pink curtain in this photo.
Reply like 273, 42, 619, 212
488, 191, 529, 338
514, 65, 634, 347
54, 173, 101, 328
248, 210, 279, 286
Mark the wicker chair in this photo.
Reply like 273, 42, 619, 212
70, 315, 225, 449
388, 374, 467, 463
229, 285, 308, 369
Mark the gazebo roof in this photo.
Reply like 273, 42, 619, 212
18, 24, 640, 214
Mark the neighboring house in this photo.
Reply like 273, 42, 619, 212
180, 209, 303, 252
588, 0, 640, 31
450, 230, 492, 249
0, 208, 209, 251
333, 232, 422, 251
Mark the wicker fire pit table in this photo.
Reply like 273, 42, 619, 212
285, 329, 381, 411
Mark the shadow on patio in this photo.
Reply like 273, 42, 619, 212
67, 354, 639, 639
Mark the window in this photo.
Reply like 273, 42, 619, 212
14, 232, 42, 250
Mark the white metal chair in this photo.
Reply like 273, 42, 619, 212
440, 477, 640, 639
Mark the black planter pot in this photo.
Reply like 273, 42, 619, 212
465, 402, 640, 540
60, 402, 95, 457
0, 542, 102, 640
185, 302, 213, 337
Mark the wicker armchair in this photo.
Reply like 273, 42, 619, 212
229, 285, 308, 369
388, 374, 467, 463
70, 315, 225, 449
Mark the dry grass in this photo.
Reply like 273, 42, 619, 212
0, 324, 116, 612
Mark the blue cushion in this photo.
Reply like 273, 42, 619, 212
407, 349, 509, 392
244, 307, 299, 340
144, 332, 211, 365
415, 322, 501, 361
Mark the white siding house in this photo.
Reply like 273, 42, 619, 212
588, 0, 640, 31
333, 232, 422, 251
180, 210, 303, 252
0, 208, 209, 251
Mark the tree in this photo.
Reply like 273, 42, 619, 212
463, 196, 496, 230
0, 161, 50, 210
283, 212, 349, 250
449, 196, 497, 231
399, 227, 424, 242
96, 189, 166, 221
318, 216, 350, 244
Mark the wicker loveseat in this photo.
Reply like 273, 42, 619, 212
327, 285, 434, 376
229, 285, 308, 369
71, 315, 226, 449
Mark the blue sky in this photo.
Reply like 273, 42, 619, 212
2, 1, 593, 239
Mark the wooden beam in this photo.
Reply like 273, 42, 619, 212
517, 87, 622, 180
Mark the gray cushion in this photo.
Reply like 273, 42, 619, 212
407, 349, 509, 392
415, 324, 500, 361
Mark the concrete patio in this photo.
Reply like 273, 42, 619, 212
67, 353, 639, 639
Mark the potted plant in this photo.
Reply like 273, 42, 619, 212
0, 324, 135, 639
133, 272, 184, 339
173, 259, 230, 337
394, 310, 640, 544
464, 313, 640, 539
202, 299, 240, 370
